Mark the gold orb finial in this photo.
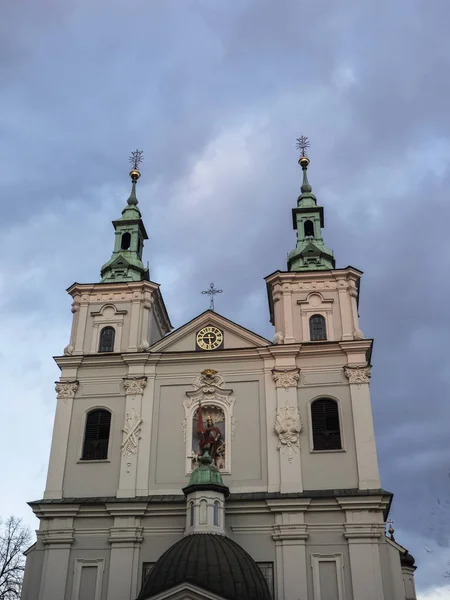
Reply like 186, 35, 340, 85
298, 155, 310, 169
128, 149, 143, 182
129, 168, 141, 182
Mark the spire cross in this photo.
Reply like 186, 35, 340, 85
129, 149, 144, 170
201, 282, 223, 311
296, 135, 310, 158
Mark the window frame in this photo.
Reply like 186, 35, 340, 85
79, 407, 113, 462
98, 326, 116, 353
309, 314, 327, 341
309, 396, 345, 453
257, 562, 275, 599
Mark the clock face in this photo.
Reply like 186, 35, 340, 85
196, 326, 224, 351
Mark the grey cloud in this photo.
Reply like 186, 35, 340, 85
1, 0, 450, 593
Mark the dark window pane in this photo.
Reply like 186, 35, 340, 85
142, 563, 155, 587
121, 232, 131, 250
309, 314, 327, 341
81, 409, 111, 460
99, 326, 115, 353
311, 399, 341, 450
304, 220, 314, 237
258, 562, 274, 598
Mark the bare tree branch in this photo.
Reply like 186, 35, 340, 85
0, 517, 31, 600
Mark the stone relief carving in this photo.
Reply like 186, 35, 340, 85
123, 377, 147, 396
55, 380, 79, 402
272, 368, 300, 390
274, 401, 302, 462
121, 408, 143, 472
344, 366, 371, 387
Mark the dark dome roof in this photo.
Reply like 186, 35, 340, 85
137, 533, 272, 600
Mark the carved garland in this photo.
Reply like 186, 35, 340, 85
344, 366, 371, 388
274, 400, 302, 462
55, 380, 79, 402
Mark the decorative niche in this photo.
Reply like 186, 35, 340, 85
183, 369, 235, 475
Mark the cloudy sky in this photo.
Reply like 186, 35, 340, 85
1, 0, 450, 597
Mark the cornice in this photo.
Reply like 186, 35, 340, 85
67, 280, 162, 297
265, 266, 363, 286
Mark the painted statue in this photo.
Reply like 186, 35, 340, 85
196, 402, 225, 466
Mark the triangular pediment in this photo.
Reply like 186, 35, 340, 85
149, 310, 270, 353
302, 241, 322, 254
108, 254, 131, 268
147, 582, 227, 600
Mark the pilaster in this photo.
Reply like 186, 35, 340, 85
268, 499, 310, 600
136, 364, 157, 495
44, 380, 79, 499
36, 508, 78, 600
344, 365, 380, 489
262, 356, 280, 493
272, 367, 302, 493
106, 504, 146, 600
338, 497, 387, 600
117, 376, 147, 498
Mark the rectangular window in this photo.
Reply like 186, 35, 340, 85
142, 563, 155, 587
258, 562, 274, 598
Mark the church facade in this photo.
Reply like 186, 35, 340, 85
21, 152, 417, 600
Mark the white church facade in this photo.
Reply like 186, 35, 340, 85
21, 151, 417, 600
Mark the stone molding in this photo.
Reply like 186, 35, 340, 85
272, 368, 300, 390
123, 376, 147, 396
55, 380, 79, 402
274, 401, 302, 463
272, 523, 308, 541
344, 366, 371, 387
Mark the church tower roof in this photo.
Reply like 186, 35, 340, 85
100, 150, 150, 283
287, 137, 335, 272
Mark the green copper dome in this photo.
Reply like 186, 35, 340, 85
287, 155, 335, 272
183, 452, 230, 497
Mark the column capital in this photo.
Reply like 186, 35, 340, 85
272, 368, 300, 390
123, 376, 147, 396
344, 365, 371, 386
55, 380, 79, 401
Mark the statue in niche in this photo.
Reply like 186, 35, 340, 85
192, 402, 226, 469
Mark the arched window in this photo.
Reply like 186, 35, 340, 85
200, 499, 208, 524
121, 232, 131, 250
213, 501, 220, 526
304, 220, 314, 237
190, 502, 195, 526
99, 326, 115, 353
81, 409, 112, 460
309, 314, 327, 341
311, 399, 341, 450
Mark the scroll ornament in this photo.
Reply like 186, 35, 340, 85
274, 402, 302, 462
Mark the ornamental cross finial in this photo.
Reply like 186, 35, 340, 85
129, 149, 144, 170
296, 135, 310, 158
201, 282, 223, 311
387, 519, 395, 540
